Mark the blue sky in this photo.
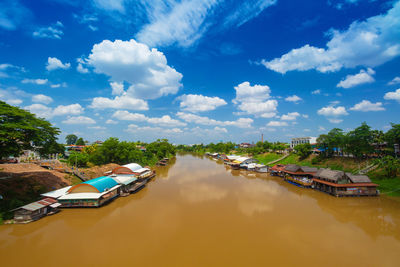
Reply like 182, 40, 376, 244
1, 0, 400, 144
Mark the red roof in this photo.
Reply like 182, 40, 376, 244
312, 178, 378, 188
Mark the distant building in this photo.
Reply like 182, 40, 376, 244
239, 143, 255, 148
290, 137, 317, 149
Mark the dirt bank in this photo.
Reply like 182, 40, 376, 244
81, 163, 120, 179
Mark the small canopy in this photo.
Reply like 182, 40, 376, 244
227, 155, 240, 160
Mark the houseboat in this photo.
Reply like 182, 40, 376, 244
247, 163, 269, 173
58, 176, 121, 207
224, 155, 240, 164
282, 164, 318, 188
239, 158, 259, 169
269, 164, 286, 177
229, 157, 250, 169
11, 198, 61, 223
312, 169, 379, 197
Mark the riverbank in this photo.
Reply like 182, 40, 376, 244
0, 162, 122, 223
222, 152, 400, 197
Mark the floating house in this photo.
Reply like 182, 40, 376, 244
58, 176, 121, 207
224, 155, 240, 164
111, 163, 155, 181
269, 164, 286, 176
282, 165, 318, 187
12, 198, 61, 223
229, 157, 258, 169
312, 169, 378, 196
110, 175, 138, 194
247, 163, 269, 173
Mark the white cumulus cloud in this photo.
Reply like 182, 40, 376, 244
33, 21, 64, 39
318, 106, 348, 116
280, 112, 300, 121
62, 116, 96, 125
388, 77, 400, 85
87, 39, 182, 100
233, 81, 278, 117
350, 100, 385, 111
177, 112, 253, 128
384, 88, 400, 102
21, 78, 48, 85
285, 95, 302, 102
46, 57, 70, 71
267, 121, 288, 127
337, 68, 375, 88
32, 94, 53, 104
53, 104, 84, 116
177, 94, 227, 112
260, 2, 400, 73
89, 94, 149, 110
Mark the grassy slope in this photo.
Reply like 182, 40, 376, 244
254, 153, 283, 164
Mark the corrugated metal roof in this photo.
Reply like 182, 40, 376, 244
123, 163, 142, 172
134, 168, 150, 174
83, 176, 119, 193
111, 175, 137, 185
12, 198, 56, 211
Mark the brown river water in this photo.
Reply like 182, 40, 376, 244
1, 153, 400, 267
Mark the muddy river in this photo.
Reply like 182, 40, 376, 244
1, 154, 400, 266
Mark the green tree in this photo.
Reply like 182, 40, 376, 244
65, 134, 78, 145
75, 138, 85, 146
68, 151, 89, 167
376, 156, 400, 178
385, 123, 400, 154
345, 122, 374, 159
294, 143, 312, 159
0, 101, 60, 159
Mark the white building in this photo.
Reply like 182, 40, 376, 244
291, 137, 317, 149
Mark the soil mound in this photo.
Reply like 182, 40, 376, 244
82, 163, 120, 179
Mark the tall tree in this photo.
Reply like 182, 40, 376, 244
345, 122, 374, 159
0, 101, 60, 159
65, 134, 78, 145
385, 123, 400, 153
75, 138, 85, 146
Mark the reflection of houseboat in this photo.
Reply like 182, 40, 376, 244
312, 169, 379, 197
11, 198, 61, 223
58, 176, 121, 207
283, 164, 318, 188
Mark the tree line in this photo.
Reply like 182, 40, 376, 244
68, 138, 176, 168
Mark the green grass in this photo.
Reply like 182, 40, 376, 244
255, 153, 285, 165
0, 213, 3, 225
370, 177, 400, 197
